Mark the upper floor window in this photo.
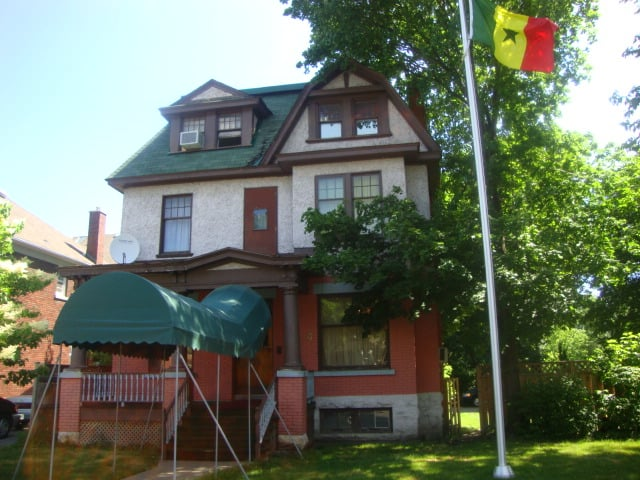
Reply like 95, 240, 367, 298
309, 94, 388, 141
55, 275, 68, 300
218, 112, 242, 147
316, 172, 381, 216
161, 194, 192, 254
319, 295, 389, 369
182, 116, 205, 134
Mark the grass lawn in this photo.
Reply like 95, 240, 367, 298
2, 414, 638, 480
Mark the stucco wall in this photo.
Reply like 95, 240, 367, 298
291, 157, 409, 249
121, 177, 293, 260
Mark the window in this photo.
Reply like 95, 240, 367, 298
182, 116, 205, 134
310, 94, 387, 140
316, 172, 381, 216
55, 275, 68, 299
319, 295, 389, 369
320, 408, 392, 433
161, 195, 192, 254
354, 100, 378, 135
253, 208, 268, 230
319, 103, 342, 139
218, 112, 242, 147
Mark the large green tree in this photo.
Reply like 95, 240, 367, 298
283, 0, 612, 398
0, 203, 52, 386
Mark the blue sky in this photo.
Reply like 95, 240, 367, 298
1, 1, 637, 238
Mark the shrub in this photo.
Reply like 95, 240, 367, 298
512, 375, 597, 439
595, 366, 640, 438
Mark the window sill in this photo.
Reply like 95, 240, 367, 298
156, 252, 193, 259
306, 133, 392, 143
313, 369, 395, 377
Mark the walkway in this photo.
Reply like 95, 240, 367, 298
123, 460, 237, 479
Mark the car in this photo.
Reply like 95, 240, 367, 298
460, 387, 479, 407
0, 397, 21, 438
7, 395, 32, 429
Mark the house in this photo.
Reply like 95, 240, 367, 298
56, 64, 444, 455
0, 193, 108, 398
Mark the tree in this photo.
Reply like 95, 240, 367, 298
612, 0, 640, 151
0, 203, 52, 386
283, 0, 610, 406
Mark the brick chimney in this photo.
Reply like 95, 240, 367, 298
86, 209, 106, 264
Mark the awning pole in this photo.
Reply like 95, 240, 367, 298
113, 344, 123, 475
173, 345, 179, 480
48, 345, 63, 480
215, 354, 220, 474
247, 360, 251, 463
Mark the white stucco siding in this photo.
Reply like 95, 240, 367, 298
281, 99, 428, 154
291, 158, 409, 249
405, 164, 431, 219
121, 176, 294, 260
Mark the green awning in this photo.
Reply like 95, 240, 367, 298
53, 272, 271, 358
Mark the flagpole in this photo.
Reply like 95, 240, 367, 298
458, 0, 514, 478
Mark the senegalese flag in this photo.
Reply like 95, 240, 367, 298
471, 0, 558, 73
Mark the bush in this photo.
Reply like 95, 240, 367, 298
595, 366, 640, 438
512, 375, 598, 439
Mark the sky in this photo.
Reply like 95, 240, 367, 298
1, 1, 638, 238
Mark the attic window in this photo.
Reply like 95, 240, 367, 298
319, 104, 342, 139
218, 112, 242, 147
354, 100, 378, 135
182, 116, 205, 134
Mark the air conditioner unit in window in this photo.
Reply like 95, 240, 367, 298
179, 130, 203, 150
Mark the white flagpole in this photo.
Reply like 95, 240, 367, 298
457, 1, 514, 478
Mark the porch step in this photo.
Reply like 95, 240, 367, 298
165, 401, 258, 462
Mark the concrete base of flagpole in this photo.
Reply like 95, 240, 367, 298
493, 465, 515, 478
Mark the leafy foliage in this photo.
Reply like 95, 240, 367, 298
512, 375, 598, 439
302, 187, 442, 330
0, 203, 53, 386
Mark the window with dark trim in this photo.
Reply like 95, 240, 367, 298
319, 295, 389, 369
320, 408, 393, 433
160, 194, 192, 254
217, 112, 242, 147
309, 94, 388, 140
316, 172, 381, 216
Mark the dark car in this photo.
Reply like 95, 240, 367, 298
7, 395, 31, 429
0, 397, 21, 438
460, 387, 479, 407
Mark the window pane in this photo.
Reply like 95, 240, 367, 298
219, 113, 241, 130
318, 176, 344, 213
319, 103, 342, 138
356, 118, 378, 135
253, 208, 267, 230
319, 296, 388, 368
162, 195, 192, 253
182, 116, 205, 133
353, 173, 381, 200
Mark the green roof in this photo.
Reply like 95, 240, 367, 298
108, 84, 306, 182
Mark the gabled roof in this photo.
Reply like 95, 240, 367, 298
1, 194, 93, 268
107, 64, 441, 192
108, 83, 306, 191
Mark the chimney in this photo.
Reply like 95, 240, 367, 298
87, 209, 106, 264
408, 89, 427, 128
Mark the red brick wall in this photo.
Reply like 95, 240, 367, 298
277, 375, 307, 435
57, 375, 81, 433
0, 280, 71, 398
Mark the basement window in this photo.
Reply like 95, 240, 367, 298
320, 408, 392, 433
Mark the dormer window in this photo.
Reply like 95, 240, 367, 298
309, 93, 388, 141
182, 116, 205, 134
218, 112, 242, 147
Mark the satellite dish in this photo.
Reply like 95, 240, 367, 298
109, 234, 140, 264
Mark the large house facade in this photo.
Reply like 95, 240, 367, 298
57, 64, 444, 453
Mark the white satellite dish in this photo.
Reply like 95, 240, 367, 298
110, 234, 140, 264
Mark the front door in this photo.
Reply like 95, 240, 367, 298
234, 327, 273, 395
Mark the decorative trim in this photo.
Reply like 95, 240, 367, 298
313, 369, 395, 377
277, 369, 307, 378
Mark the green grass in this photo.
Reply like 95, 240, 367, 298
0, 431, 160, 480
205, 438, 640, 480
3, 425, 639, 480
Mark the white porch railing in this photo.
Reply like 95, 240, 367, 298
81, 373, 163, 403
164, 378, 189, 444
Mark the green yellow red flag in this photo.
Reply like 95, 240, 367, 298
471, 0, 558, 73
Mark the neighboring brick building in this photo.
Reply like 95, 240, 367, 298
0, 193, 107, 397
57, 64, 445, 453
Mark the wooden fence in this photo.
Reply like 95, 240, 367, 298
476, 361, 602, 434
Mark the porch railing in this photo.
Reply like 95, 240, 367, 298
164, 377, 189, 444
81, 373, 163, 403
